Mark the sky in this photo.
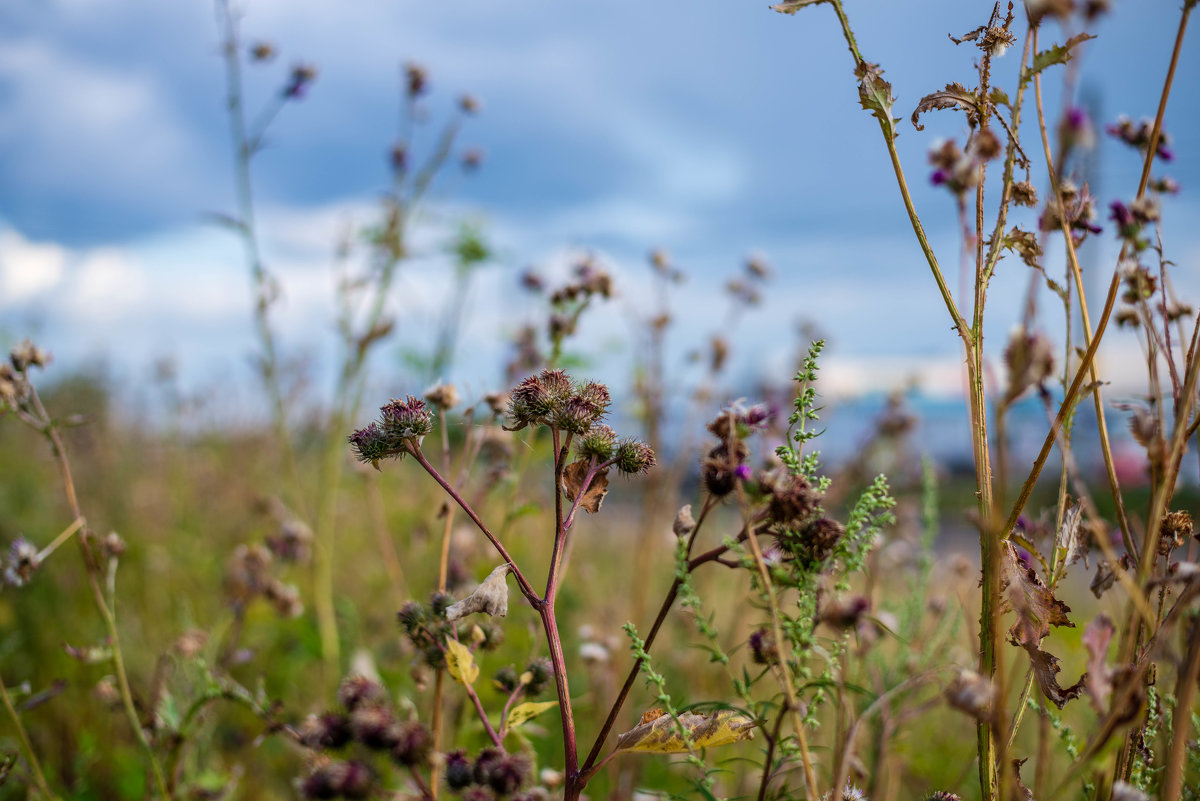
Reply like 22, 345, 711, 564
1, 0, 1198, 427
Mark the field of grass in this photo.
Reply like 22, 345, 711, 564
3, 2, 1200, 800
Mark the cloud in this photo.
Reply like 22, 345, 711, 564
0, 228, 67, 301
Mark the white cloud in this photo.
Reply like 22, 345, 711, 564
0, 228, 67, 302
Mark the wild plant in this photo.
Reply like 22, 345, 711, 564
771, 1, 1199, 799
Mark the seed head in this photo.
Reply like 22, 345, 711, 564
381, 395, 434, 441
390, 720, 432, 766
614, 438, 656, 475
337, 675, 389, 712
350, 703, 397, 750
283, 63, 318, 99
300, 761, 373, 800
424, 383, 460, 411
444, 750, 474, 790
459, 94, 481, 114
523, 657, 553, 695
405, 62, 428, 97
249, 42, 275, 62
1011, 181, 1038, 208
577, 424, 618, 461
3, 537, 41, 587
298, 712, 353, 750
348, 422, 391, 467
10, 340, 49, 371
748, 627, 778, 665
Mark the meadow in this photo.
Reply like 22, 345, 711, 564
2, 2, 1199, 800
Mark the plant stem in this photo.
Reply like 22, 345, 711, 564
407, 445, 537, 600
0, 672, 57, 800
1160, 616, 1200, 800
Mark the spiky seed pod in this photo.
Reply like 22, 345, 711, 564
390, 720, 432, 766
614, 438, 656, 474
486, 751, 532, 796
474, 747, 506, 786
493, 666, 519, 693
538, 368, 573, 400
577, 380, 611, 414
748, 628, 778, 665
350, 704, 398, 750
444, 750, 474, 790
524, 657, 553, 696
507, 374, 555, 430
337, 675, 389, 712
348, 422, 392, 466
1160, 511, 1193, 555
555, 394, 602, 434
424, 383, 460, 411
577, 424, 618, 461
381, 396, 434, 442
763, 470, 820, 529
802, 517, 845, 565
298, 712, 353, 750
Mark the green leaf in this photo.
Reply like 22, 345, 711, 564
1022, 33, 1096, 87
856, 61, 900, 140
445, 639, 479, 685
505, 700, 558, 732
613, 709, 756, 754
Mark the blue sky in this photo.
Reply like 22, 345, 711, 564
1, 0, 1197, 418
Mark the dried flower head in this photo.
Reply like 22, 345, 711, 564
424, 383, 460, 411
337, 675, 389, 712
1159, 511, 1193, 556
1011, 181, 1039, 207
405, 62, 428, 97
298, 712, 353, 750
10, 340, 50, 371
283, 63, 318, 99
300, 760, 373, 800
3, 537, 41, 587
748, 627, 779, 665
459, 94, 481, 114
390, 720, 432, 766
249, 41, 275, 62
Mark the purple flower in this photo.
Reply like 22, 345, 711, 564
930, 169, 949, 186
734, 463, 753, 481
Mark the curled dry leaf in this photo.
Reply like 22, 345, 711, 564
445, 564, 511, 622
1081, 613, 1115, 711
561, 460, 609, 514
911, 82, 981, 130
770, 0, 826, 14
855, 60, 899, 138
1055, 500, 1084, 568
613, 709, 756, 754
1002, 540, 1074, 647
1002, 541, 1084, 708
673, 504, 695, 538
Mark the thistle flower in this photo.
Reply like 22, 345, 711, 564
444, 750, 474, 789
390, 720, 432, 766
300, 761, 373, 800
613, 438, 656, 474
337, 675, 389, 712
748, 627, 779, 665
350, 703, 397, 750
381, 395, 434, 441
577, 424, 618, 461
298, 712, 353, 750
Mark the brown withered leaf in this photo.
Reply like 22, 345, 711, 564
770, 0, 825, 13
1002, 541, 1074, 647
445, 564, 510, 622
561, 460, 609, 514
1012, 758, 1035, 801
1055, 500, 1084, 568
1021, 639, 1086, 709
1081, 613, 1115, 711
911, 82, 981, 131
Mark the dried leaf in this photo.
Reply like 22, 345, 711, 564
1023, 34, 1096, 87
1002, 541, 1073, 647
1082, 613, 1115, 711
949, 24, 986, 46
505, 700, 558, 732
1012, 758, 1035, 801
673, 505, 695, 538
613, 709, 756, 754
1022, 640, 1085, 709
1055, 500, 1084, 568
911, 82, 980, 131
445, 639, 479, 685
445, 564, 511, 621
561, 460, 609, 514
855, 61, 899, 140
770, 0, 826, 14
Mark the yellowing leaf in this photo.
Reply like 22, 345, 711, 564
613, 709, 756, 754
505, 701, 558, 731
445, 639, 479, 685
